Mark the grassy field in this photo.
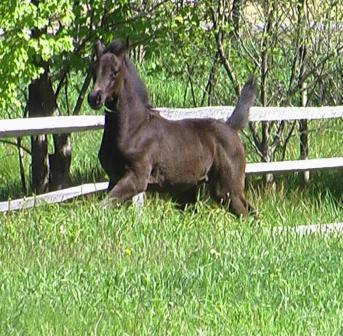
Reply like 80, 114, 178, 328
0, 67, 342, 334
0, 180, 342, 335
0, 167, 342, 335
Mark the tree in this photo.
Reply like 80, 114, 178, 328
206, 0, 343, 182
0, 0, 174, 193
0, 0, 74, 192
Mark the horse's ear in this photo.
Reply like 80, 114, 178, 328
125, 37, 130, 51
94, 40, 104, 59
119, 37, 130, 55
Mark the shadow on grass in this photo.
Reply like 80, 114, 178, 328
246, 170, 342, 203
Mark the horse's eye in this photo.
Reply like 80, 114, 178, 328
111, 69, 118, 78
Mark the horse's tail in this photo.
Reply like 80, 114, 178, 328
227, 77, 256, 130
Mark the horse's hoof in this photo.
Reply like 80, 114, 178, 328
132, 192, 145, 208
100, 197, 111, 209
100, 197, 121, 209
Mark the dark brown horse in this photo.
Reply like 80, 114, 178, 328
88, 39, 256, 216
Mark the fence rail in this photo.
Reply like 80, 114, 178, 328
246, 157, 343, 174
1, 106, 342, 139
0, 182, 108, 212
0, 105, 342, 212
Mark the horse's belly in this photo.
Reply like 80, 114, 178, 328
149, 157, 210, 190
147, 181, 197, 194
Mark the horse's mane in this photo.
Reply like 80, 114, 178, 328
105, 39, 150, 108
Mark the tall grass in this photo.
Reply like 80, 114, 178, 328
0, 184, 342, 335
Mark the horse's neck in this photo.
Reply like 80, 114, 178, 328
116, 74, 148, 142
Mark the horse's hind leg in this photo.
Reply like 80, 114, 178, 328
210, 187, 249, 217
209, 167, 250, 217
228, 194, 249, 217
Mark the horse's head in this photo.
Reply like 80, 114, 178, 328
88, 39, 129, 110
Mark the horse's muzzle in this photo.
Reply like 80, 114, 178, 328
88, 90, 103, 110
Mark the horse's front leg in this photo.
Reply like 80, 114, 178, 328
102, 162, 151, 208
107, 179, 115, 192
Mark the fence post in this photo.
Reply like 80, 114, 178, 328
299, 81, 309, 185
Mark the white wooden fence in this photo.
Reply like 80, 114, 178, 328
0, 106, 342, 212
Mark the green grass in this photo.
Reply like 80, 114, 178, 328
0, 175, 342, 335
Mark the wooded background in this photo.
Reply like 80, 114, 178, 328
0, 0, 342, 193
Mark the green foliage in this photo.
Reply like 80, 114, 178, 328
0, 0, 342, 114
0, 0, 74, 112
0, 0, 204, 114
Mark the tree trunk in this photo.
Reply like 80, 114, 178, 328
48, 70, 93, 190
27, 67, 72, 193
260, 1, 277, 184
16, 137, 27, 194
299, 81, 309, 186
49, 134, 72, 190
30, 135, 49, 194
25, 0, 72, 194
231, 0, 243, 38
27, 69, 55, 193
297, 0, 309, 186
